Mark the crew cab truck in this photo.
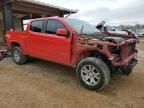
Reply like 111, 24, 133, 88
5, 17, 138, 90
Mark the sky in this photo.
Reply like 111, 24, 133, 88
36, 0, 144, 26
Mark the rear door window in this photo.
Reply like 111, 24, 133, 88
30, 20, 43, 33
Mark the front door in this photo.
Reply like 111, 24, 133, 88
42, 19, 71, 65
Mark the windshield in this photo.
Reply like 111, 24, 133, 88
65, 19, 100, 34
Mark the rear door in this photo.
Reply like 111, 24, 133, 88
26, 20, 47, 58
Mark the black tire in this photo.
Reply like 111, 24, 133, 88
12, 46, 27, 65
76, 57, 110, 91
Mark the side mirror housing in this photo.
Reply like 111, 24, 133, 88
56, 29, 69, 37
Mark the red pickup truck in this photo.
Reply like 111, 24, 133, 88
5, 17, 138, 90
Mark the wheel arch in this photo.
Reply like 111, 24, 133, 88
11, 42, 20, 48
10, 41, 27, 55
73, 50, 110, 68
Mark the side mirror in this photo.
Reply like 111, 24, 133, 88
56, 29, 69, 37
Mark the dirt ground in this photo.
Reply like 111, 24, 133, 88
0, 39, 144, 108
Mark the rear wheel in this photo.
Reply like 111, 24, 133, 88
12, 46, 27, 65
76, 57, 110, 91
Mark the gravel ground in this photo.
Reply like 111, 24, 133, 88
0, 38, 144, 108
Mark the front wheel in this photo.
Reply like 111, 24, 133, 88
76, 57, 111, 91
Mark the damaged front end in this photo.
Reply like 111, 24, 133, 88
78, 36, 138, 75
109, 38, 138, 75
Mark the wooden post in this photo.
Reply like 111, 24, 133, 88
3, 3, 14, 31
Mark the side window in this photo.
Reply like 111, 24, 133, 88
45, 20, 65, 35
30, 20, 43, 33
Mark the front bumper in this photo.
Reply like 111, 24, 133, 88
111, 51, 138, 67
119, 59, 138, 75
